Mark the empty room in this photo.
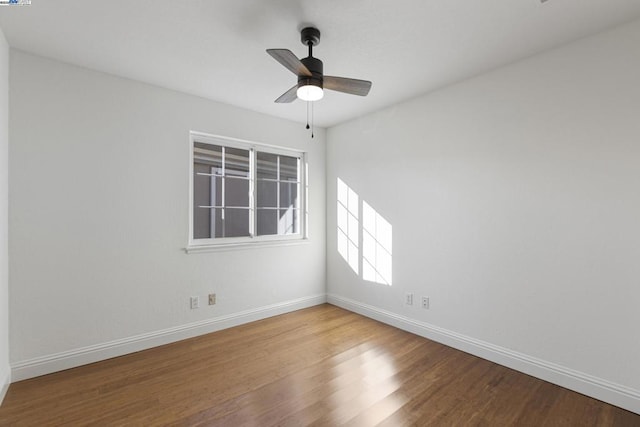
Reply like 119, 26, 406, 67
1, 0, 639, 425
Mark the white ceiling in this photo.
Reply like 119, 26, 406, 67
1, 0, 640, 128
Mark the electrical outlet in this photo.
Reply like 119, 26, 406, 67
208, 293, 216, 305
190, 296, 199, 309
405, 293, 413, 306
422, 296, 429, 309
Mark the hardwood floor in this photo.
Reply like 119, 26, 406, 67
1, 304, 638, 426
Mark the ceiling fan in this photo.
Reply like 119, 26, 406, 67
267, 27, 372, 103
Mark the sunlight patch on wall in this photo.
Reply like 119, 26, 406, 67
337, 178, 392, 284
362, 201, 393, 286
337, 178, 359, 274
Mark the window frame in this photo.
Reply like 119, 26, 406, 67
188, 131, 308, 252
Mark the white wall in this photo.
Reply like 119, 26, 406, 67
327, 19, 640, 413
9, 51, 326, 379
0, 25, 10, 404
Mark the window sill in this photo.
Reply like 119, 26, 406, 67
184, 237, 311, 254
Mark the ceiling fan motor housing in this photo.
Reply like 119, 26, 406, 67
299, 56, 323, 88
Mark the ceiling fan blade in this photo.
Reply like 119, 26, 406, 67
267, 49, 312, 77
275, 85, 298, 103
323, 76, 372, 96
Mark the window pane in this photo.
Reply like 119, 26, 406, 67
194, 164, 212, 239
225, 177, 249, 207
223, 208, 250, 237
279, 182, 298, 209
194, 167, 222, 207
257, 152, 278, 180
194, 208, 224, 239
278, 208, 297, 234
193, 206, 211, 239
257, 180, 277, 208
257, 209, 277, 236
212, 208, 224, 238
280, 155, 298, 182
225, 147, 250, 178
194, 157, 223, 239
194, 142, 222, 170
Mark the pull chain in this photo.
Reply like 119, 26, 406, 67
308, 40, 314, 138
305, 101, 314, 138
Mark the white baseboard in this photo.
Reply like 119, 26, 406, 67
0, 364, 9, 406
327, 294, 640, 415
11, 294, 326, 382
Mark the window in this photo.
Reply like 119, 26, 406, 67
189, 132, 306, 249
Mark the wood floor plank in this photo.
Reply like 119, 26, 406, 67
0, 304, 637, 426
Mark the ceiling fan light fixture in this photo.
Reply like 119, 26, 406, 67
297, 82, 324, 101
